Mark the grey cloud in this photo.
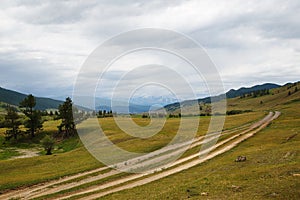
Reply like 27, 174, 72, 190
2, 1, 95, 25
0, 0, 299, 100
96, 64, 207, 99
0, 52, 74, 97
189, 0, 300, 49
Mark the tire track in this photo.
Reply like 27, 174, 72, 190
0, 112, 276, 200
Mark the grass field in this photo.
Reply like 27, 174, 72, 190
0, 112, 264, 192
100, 90, 300, 200
0, 82, 299, 199
0, 119, 101, 192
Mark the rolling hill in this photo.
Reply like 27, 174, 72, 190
0, 87, 64, 110
164, 83, 281, 113
0, 87, 152, 113
225, 83, 280, 98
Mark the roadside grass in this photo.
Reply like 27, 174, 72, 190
0, 112, 263, 193
98, 111, 263, 154
51, 168, 112, 187
100, 103, 300, 200
1, 83, 298, 197
222, 111, 265, 130
46, 108, 298, 200
33, 172, 129, 200
23, 109, 297, 200
0, 147, 101, 192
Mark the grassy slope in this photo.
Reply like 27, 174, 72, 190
0, 82, 299, 197
0, 120, 100, 192
0, 113, 262, 192
102, 105, 299, 200
100, 83, 300, 200
0, 87, 64, 110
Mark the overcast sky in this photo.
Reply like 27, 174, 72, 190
0, 0, 299, 100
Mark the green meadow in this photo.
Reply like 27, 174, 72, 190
0, 82, 299, 199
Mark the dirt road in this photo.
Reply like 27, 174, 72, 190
0, 111, 280, 200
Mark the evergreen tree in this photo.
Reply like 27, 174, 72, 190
4, 105, 21, 140
58, 97, 76, 138
20, 94, 43, 138
98, 110, 103, 118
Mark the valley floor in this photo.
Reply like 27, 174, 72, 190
0, 82, 299, 199
2, 111, 297, 200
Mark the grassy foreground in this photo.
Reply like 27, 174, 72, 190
0, 82, 299, 199
100, 97, 300, 199
0, 112, 262, 192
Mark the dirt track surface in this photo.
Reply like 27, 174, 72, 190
0, 111, 280, 200
9, 148, 40, 160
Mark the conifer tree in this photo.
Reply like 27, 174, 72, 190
4, 105, 21, 140
58, 97, 76, 138
20, 94, 43, 138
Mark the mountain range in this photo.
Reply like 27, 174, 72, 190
164, 83, 280, 112
0, 83, 281, 113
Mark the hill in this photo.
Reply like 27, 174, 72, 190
164, 83, 281, 113
0, 87, 147, 113
0, 87, 63, 110
225, 83, 280, 98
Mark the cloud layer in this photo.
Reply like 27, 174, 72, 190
0, 0, 299, 99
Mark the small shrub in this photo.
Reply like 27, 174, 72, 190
41, 135, 55, 155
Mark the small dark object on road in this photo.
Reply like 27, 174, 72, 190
235, 156, 247, 162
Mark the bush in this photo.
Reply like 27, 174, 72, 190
226, 110, 252, 115
41, 135, 55, 155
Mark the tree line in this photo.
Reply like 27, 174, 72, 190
240, 89, 270, 98
97, 110, 114, 118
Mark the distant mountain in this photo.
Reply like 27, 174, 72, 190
68, 96, 153, 114
94, 98, 161, 114
164, 83, 281, 112
95, 103, 153, 114
129, 96, 178, 106
225, 83, 280, 98
0, 87, 64, 110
